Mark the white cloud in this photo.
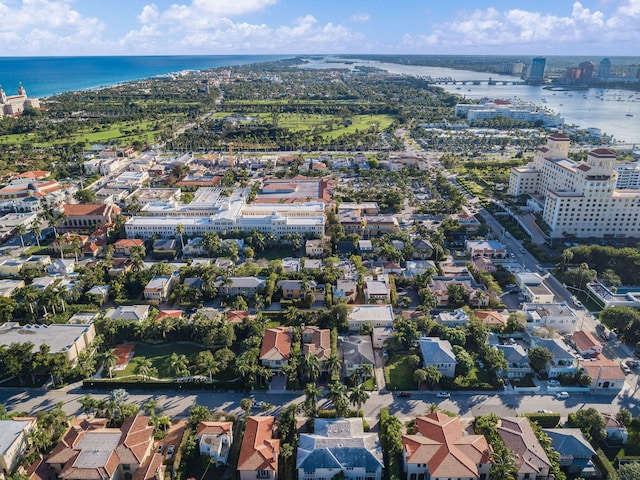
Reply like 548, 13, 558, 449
351, 13, 370, 22
0, 0, 104, 55
404, 1, 640, 53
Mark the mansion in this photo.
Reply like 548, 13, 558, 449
0, 85, 40, 117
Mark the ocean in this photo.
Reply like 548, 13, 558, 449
0, 55, 291, 98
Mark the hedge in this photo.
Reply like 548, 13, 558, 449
523, 413, 561, 428
83, 379, 243, 392
594, 448, 620, 480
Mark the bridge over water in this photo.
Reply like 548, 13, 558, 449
426, 77, 526, 86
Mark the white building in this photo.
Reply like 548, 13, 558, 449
509, 134, 640, 239
522, 303, 579, 333
347, 305, 395, 332
197, 422, 233, 465
455, 102, 564, 127
418, 337, 457, 378
0, 418, 37, 476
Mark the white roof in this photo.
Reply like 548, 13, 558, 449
349, 305, 394, 322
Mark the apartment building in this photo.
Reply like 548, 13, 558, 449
508, 134, 640, 238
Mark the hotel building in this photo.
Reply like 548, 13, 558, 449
508, 134, 640, 239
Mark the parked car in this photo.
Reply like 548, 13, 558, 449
556, 392, 569, 399
548, 379, 560, 387
622, 364, 632, 375
397, 391, 411, 398
156, 445, 164, 454
537, 409, 553, 414
166, 445, 175, 459
436, 392, 451, 398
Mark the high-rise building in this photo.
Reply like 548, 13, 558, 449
578, 61, 595, 82
598, 58, 611, 79
508, 134, 640, 239
526, 57, 546, 84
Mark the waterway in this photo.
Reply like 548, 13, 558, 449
304, 57, 640, 145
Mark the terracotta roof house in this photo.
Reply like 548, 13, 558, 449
297, 418, 383, 480
301, 326, 331, 365
237, 416, 279, 480
46, 416, 163, 480
58, 204, 120, 233
475, 310, 508, 330
197, 422, 233, 465
113, 239, 144, 256
402, 412, 492, 480
226, 310, 249, 324
497, 417, 552, 480
579, 354, 625, 395
570, 330, 602, 357
259, 327, 293, 371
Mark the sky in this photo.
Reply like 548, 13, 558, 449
2, 0, 640, 56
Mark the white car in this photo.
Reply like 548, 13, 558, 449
548, 380, 560, 387
436, 392, 451, 398
556, 391, 569, 399
166, 445, 175, 459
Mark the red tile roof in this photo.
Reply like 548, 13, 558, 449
62, 204, 114, 216
580, 354, 625, 381
115, 239, 144, 247
156, 310, 184, 320
113, 343, 136, 366
403, 413, 492, 478
197, 421, 233, 437
259, 327, 293, 362
237, 416, 279, 473
571, 330, 601, 352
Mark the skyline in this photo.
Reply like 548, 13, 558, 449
1, 1, 640, 57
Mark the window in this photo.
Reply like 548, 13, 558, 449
257, 471, 270, 479
122, 465, 131, 471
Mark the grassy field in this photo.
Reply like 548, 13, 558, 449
384, 353, 416, 391
114, 343, 207, 379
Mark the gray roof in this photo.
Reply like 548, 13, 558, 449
542, 428, 596, 458
297, 419, 383, 472
419, 337, 457, 364
0, 322, 92, 355
104, 305, 150, 321
340, 336, 375, 366
496, 344, 529, 364
0, 419, 34, 456
217, 276, 266, 289
534, 337, 576, 360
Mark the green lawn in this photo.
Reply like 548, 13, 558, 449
453, 366, 495, 389
384, 354, 416, 391
114, 343, 208, 379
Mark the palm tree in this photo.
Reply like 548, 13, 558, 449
15, 223, 26, 248
79, 394, 98, 416
136, 358, 154, 381
326, 381, 348, 416
284, 306, 298, 324
31, 218, 42, 247
196, 350, 218, 381
300, 352, 320, 383
143, 398, 162, 417
100, 349, 118, 379
169, 353, 190, 378
304, 382, 322, 417
325, 353, 342, 379
348, 384, 370, 417
489, 446, 517, 480
175, 223, 185, 250
358, 364, 374, 384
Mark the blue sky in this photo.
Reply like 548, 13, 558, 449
2, 0, 640, 56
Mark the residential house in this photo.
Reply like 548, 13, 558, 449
143, 274, 179, 302
46, 416, 163, 480
0, 279, 25, 297
404, 260, 436, 277
86, 285, 110, 305
301, 326, 331, 367
428, 276, 489, 307
570, 331, 603, 357
418, 337, 457, 378
347, 305, 395, 332
21, 255, 51, 271
277, 280, 306, 300
182, 237, 206, 257
475, 310, 508, 330
472, 256, 498, 273
516, 273, 554, 304
152, 239, 177, 258
522, 304, 578, 333
30, 275, 58, 291
0, 418, 37, 476
281, 257, 301, 273
542, 428, 597, 478
217, 276, 265, 298
303, 259, 323, 272
579, 355, 625, 395
497, 417, 552, 480
237, 416, 279, 480
49, 233, 89, 255
297, 418, 383, 480
372, 327, 394, 349
357, 240, 373, 254
197, 422, 233, 466
530, 337, 578, 378
411, 238, 434, 259
602, 413, 629, 445
305, 239, 323, 258
465, 239, 507, 258
495, 344, 532, 378
109, 258, 132, 277
104, 305, 150, 322
334, 279, 357, 303
259, 327, 293, 372
402, 413, 492, 480
113, 239, 144, 256
340, 335, 375, 377
58, 203, 120, 232
47, 259, 75, 276
0, 259, 25, 277
364, 280, 390, 303
436, 308, 470, 327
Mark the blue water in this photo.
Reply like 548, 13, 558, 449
0, 55, 291, 98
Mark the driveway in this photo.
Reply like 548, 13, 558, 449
373, 350, 387, 391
